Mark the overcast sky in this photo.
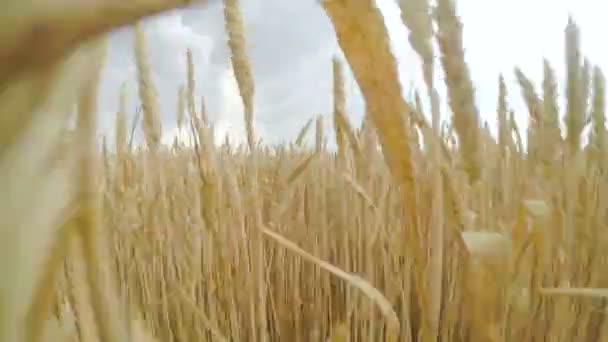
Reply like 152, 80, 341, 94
96, 0, 606, 147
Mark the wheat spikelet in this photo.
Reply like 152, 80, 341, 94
590, 66, 606, 160
286, 153, 317, 186
333, 98, 362, 169
514, 68, 541, 125
329, 58, 361, 174
514, 68, 542, 163
399, 0, 433, 90
177, 84, 186, 131
565, 17, 584, 152
223, 0, 255, 150
542, 60, 560, 130
200, 94, 209, 125
315, 114, 325, 152
399, 0, 440, 132
341, 172, 376, 210
580, 58, 591, 120
186, 48, 200, 125
497, 75, 511, 156
134, 23, 162, 150
295, 116, 315, 147
332, 57, 348, 159
510, 110, 524, 154
321, 0, 417, 222
359, 112, 378, 161
541, 60, 562, 164
436, 0, 482, 183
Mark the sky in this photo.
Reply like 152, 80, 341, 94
96, 0, 608, 148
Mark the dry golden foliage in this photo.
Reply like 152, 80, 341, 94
4, 1, 608, 342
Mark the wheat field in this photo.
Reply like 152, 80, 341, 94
2, 0, 608, 341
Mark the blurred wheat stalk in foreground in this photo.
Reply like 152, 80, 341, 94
2, 0, 608, 341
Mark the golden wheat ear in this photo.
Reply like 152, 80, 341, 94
0, 0, 206, 89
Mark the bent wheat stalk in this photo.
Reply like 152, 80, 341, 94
262, 227, 400, 341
